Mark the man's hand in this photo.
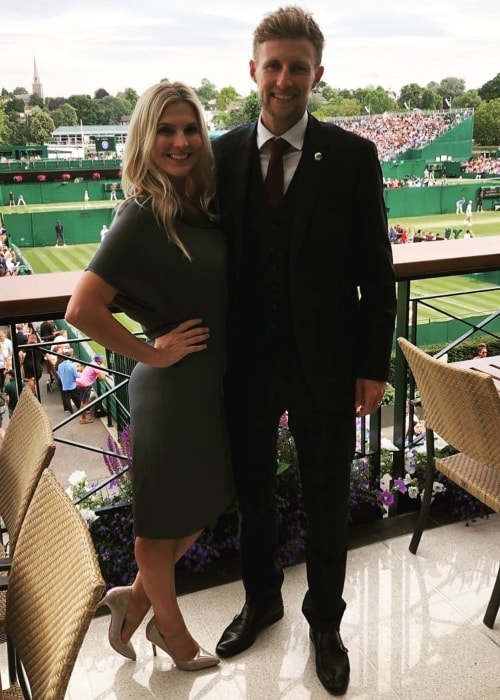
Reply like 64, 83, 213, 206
354, 378, 386, 417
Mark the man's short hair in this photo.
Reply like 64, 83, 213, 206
253, 5, 324, 66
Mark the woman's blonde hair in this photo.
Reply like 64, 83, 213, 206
117, 81, 216, 258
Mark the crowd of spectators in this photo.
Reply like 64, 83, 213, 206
333, 111, 465, 162
0, 226, 21, 276
462, 155, 500, 177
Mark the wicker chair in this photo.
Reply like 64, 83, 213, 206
0, 386, 56, 682
2, 468, 105, 699
398, 337, 500, 628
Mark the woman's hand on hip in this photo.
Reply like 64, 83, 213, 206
153, 319, 209, 367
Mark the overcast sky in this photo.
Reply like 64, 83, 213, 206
3, 1, 499, 100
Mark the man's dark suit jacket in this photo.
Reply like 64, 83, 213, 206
213, 114, 397, 413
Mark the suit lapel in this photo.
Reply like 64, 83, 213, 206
289, 116, 333, 260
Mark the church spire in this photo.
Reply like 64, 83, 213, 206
32, 56, 43, 99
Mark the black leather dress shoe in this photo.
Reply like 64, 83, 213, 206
216, 598, 284, 657
309, 628, 350, 696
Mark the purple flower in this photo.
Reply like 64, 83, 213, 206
378, 490, 395, 507
394, 477, 408, 494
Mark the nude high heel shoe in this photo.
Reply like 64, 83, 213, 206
145, 618, 219, 671
98, 586, 137, 660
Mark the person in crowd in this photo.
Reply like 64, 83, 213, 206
477, 189, 484, 212
75, 354, 106, 423
0, 329, 13, 392
4, 369, 18, 417
15, 323, 28, 346
465, 199, 473, 224
65, 80, 233, 670
57, 350, 81, 413
54, 220, 66, 247
39, 319, 57, 342
19, 331, 44, 394
474, 343, 488, 359
211, 7, 396, 696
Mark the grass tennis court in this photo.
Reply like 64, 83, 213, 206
17, 210, 500, 327
390, 211, 500, 323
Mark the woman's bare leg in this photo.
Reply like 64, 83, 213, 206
134, 532, 202, 661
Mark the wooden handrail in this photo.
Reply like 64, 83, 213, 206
1, 236, 500, 323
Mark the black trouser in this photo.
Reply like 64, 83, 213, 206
226, 359, 355, 632
61, 387, 81, 413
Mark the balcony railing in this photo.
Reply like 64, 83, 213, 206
2, 236, 500, 516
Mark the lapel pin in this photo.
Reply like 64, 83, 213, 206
314, 152, 322, 161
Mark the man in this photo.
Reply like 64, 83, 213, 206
4, 369, 18, 417
212, 7, 396, 696
0, 329, 13, 392
57, 350, 81, 414
54, 220, 66, 247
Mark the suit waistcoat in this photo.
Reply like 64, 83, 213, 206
238, 149, 304, 358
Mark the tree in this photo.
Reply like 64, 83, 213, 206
314, 97, 362, 118
117, 88, 139, 111
225, 109, 247, 129
398, 83, 423, 110
421, 88, 443, 110
46, 97, 66, 111
29, 110, 55, 144
4, 98, 26, 115
435, 77, 466, 106
473, 99, 500, 145
452, 90, 482, 110
242, 92, 261, 123
94, 88, 110, 100
13, 87, 28, 95
67, 94, 100, 124
51, 102, 79, 127
0, 107, 7, 144
320, 85, 337, 102
29, 94, 44, 108
195, 78, 218, 109
4, 112, 27, 144
353, 87, 397, 114
216, 86, 238, 111
478, 73, 500, 102
93, 96, 128, 124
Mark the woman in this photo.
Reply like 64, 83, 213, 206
66, 81, 233, 670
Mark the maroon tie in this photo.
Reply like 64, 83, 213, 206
265, 138, 289, 208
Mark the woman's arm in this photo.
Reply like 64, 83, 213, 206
65, 270, 209, 369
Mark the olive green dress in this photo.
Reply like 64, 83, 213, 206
88, 199, 233, 538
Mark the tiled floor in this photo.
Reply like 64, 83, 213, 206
5, 514, 496, 699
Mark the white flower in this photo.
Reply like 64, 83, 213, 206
78, 507, 97, 526
408, 486, 419, 499
379, 472, 392, 491
68, 470, 87, 486
433, 481, 446, 493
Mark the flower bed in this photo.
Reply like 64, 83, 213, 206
71, 418, 493, 589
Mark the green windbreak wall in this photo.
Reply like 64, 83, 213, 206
384, 180, 500, 218
0, 180, 121, 206
416, 313, 500, 346
3, 208, 114, 247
